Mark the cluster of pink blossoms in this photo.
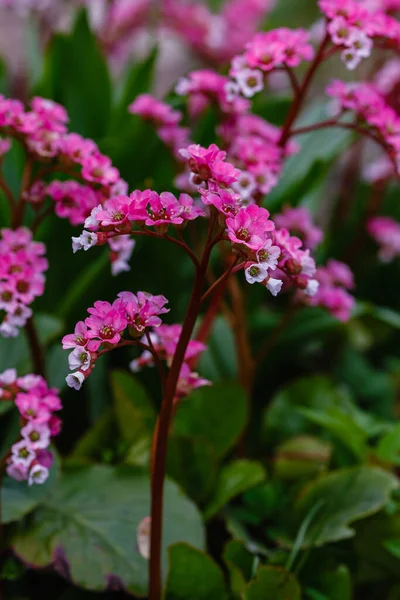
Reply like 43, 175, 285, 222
62, 292, 209, 398
327, 80, 400, 173
0, 368, 61, 485
227, 28, 314, 99
274, 206, 323, 250
128, 94, 190, 160
303, 259, 355, 322
320, 0, 400, 66
0, 94, 133, 275
182, 143, 321, 298
0, 228, 47, 338
368, 216, 400, 262
130, 324, 210, 400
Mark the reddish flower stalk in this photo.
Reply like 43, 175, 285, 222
148, 220, 216, 600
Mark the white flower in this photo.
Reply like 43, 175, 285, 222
21, 422, 51, 450
232, 171, 257, 200
68, 347, 91, 372
304, 279, 320, 297
301, 251, 316, 276
28, 464, 49, 486
341, 48, 362, 71
8, 304, 32, 326
175, 77, 190, 96
84, 204, 102, 229
235, 68, 264, 98
72, 231, 98, 253
257, 240, 281, 270
0, 368, 17, 385
66, 371, 85, 390
0, 321, 19, 338
266, 277, 283, 296
347, 30, 373, 59
11, 440, 36, 467
245, 263, 269, 284
224, 81, 240, 103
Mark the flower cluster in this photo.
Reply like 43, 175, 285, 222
228, 28, 314, 98
320, 0, 400, 63
274, 205, 323, 250
0, 227, 47, 338
368, 216, 400, 262
62, 291, 170, 389
303, 259, 355, 321
0, 368, 61, 485
327, 80, 400, 172
321, 0, 373, 70
130, 324, 210, 400
128, 95, 190, 159
180, 143, 320, 298
72, 187, 206, 253
0, 94, 130, 276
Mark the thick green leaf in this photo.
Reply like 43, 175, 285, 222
110, 46, 158, 133
164, 543, 227, 600
111, 370, 155, 467
111, 370, 155, 443
1, 451, 60, 524
223, 540, 255, 598
11, 465, 205, 596
354, 514, 400, 583
69, 408, 116, 459
197, 316, 238, 381
292, 467, 398, 547
263, 376, 351, 444
376, 423, 400, 466
167, 435, 217, 503
173, 382, 248, 459
35, 10, 111, 139
297, 407, 368, 460
205, 460, 266, 520
243, 566, 301, 600
266, 103, 351, 210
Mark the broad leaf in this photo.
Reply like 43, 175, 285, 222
223, 540, 255, 598
1, 451, 60, 524
111, 370, 156, 468
205, 460, 266, 520
11, 465, 205, 596
173, 382, 248, 459
197, 316, 238, 381
292, 466, 398, 547
376, 423, 400, 466
167, 435, 218, 503
164, 543, 227, 600
243, 566, 301, 600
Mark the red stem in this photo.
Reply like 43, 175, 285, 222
279, 33, 330, 147
24, 316, 46, 378
148, 224, 215, 600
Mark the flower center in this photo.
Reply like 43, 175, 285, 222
237, 227, 250, 241
29, 431, 40, 442
16, 281, 29, 293
100, 326, 115, 339
249, 265, 260, 277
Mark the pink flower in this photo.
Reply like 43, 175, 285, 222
129, 94, 182, 126
95, 196, 132, 229
81, 154, 120, 186
180, 143, 240, 186
226, 204, 274, 250
368, 216, 400, 261
145, 192, 184, 228
178, 194, 206, 221
11, 439, 36, 468
274, 206, 323, 249
85, 307, 128, 349
116, 291, 169, 332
